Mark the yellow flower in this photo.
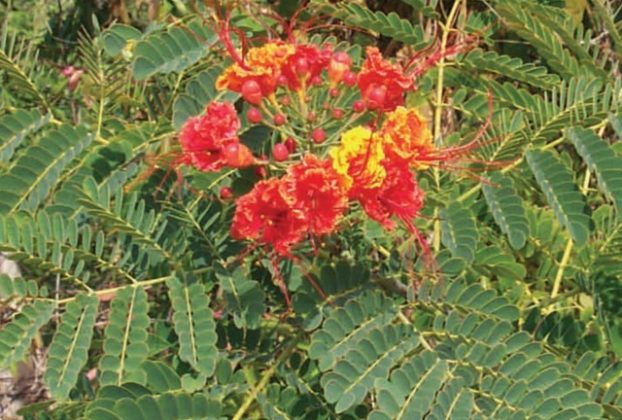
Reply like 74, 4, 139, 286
330, 126, 386, 191
378, 107, 433, 167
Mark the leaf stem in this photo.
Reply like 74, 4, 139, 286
232, 332, 302, 420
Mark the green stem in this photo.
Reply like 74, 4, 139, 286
232, 333, 302, 420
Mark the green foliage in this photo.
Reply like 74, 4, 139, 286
482, 172, 529, 249
44, 294, 98, 401
566, 126, 622, 211
526, 148, 590, 245
0, 108, 48, 164
0, 125, 93, 214
99, 286, 150, 386
332, 3, 429, 50
167, 275, 218, 376
0, 300, 54, 368
132, 21, 217, 80
1, 0, 622, 418
441, 202, 479, 263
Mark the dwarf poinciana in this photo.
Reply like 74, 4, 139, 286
171, 15, 484, 260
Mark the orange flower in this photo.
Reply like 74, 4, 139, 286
231, 178, 306, 256
378, 107, 434, 167
285, 155, 348, 235
358, 162, 424, 230
330, 126, 386, 194
216, 42, 295, 100
179, 101, 242, 172
357, 47, 413, 112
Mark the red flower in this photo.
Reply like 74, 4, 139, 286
280, 44, 331, 91
231, 178, 306, 255
358, 162, 424, 230
179, 101, 243, 172
285, 155, 348, 235
357, 47, 413, 112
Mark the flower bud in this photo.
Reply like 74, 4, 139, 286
241, 80, 262, 105
272, 143, 289, 161
246, 107, 262, 124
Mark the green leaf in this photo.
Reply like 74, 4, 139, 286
99, 286, 150, 386
309, 291, 397, 371
321, 324, 419, 413
132, 22, 217, 80
0, 125, 93, 214
441, 202, 479, 262
0, 109, 48, 164
167, 276, 218, 376
463, 48, 560, 89
526, 148, 591, 245
482, 173, 529, 249
369, 352, 452, 420
566, 126, 622, 211
141, 361, 182, 393
0, 49, 49, 109
333, 4, 429, 49
44, 294, 98, 400
0, 300, 54, 368
102, 24, 142, 57
218, 267, 265, 329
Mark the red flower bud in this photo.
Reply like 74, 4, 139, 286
284, 137, 297, 153
274, 113, 287, 126
241, 80, 262, 105
312, 128, 326, 144
329, 87, 339, 97
220, 187, 233, 199
294, 57, 309, 76
272, 143, 289, 161
332, 108, 344, 119
343, 71, 357, 87
246, 107, 262, 124
353, 100, 365, 113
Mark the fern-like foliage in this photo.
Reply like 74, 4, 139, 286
0, 125, 92, 214
463, 48, 560, 89
167, 275, 218, 376
566, 126, 622, 211
0, 300, 54, 369
99, 286, 150, 386
132, 21, 217, 80
44, 294, 98, 400
482, 172, 529, 249
0, 43, 49, 108
0, 108, 48, 164
526, 148, 591, 246
326, 3, 429, 50
441, 202, 479, 262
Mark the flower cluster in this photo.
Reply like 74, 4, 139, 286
177, 40, 447, 256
